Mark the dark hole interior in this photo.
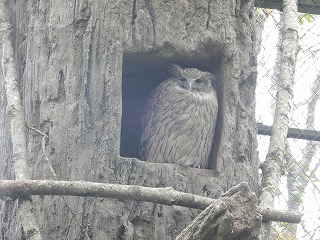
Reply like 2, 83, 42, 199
120, 53, 221, 167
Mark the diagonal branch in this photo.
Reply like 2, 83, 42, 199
258, 0, 300, 239
176, 182, 261, 240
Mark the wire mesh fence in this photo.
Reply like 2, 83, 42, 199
255, 3, 320, 239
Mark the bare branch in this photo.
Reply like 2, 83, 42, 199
0, 180, 302, 224
259, 0, 299, 238
261, 208, 302, 223
0, 180, 215, 209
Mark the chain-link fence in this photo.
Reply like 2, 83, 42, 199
255, 2, 320, 239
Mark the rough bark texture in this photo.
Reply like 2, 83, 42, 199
0, 0, 258, 239
176, 183, 261, 240
0, 1, 42, 239
259, 0, 299, 239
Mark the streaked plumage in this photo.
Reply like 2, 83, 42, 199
139, 65, 218, 168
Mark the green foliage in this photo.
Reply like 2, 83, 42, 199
274, 222, 298, 239
298, 14, 314, 24
276, 232, 298, 240
279, 222, 289, 228
296, 194, 303, 204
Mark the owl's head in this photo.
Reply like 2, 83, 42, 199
169, 64, 216, 93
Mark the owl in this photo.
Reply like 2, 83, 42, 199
139, 65, 218, 169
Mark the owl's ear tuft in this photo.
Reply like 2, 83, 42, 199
209, 74, 218, 89
169, 64, 182, 77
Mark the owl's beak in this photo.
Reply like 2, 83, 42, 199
181, 81, 194, 92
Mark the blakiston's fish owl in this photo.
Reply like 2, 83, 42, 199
139, 65, 218, 169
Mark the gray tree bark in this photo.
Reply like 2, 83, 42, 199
258, 0, 299, 239
0, 0, 42, 239
0, 0, 258, 239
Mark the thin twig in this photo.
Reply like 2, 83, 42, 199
29, 125, 91, 240
25, 124, 49, 138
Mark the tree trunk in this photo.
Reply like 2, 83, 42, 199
0, 0, 258, 239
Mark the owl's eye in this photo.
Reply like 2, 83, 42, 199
195, 79, 203, 84
179, 77, 187, 82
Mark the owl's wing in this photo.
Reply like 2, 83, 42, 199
139, 80, 174, 159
